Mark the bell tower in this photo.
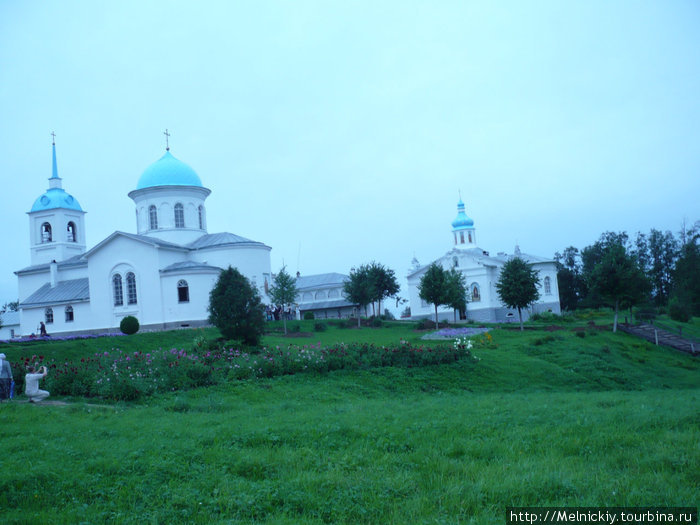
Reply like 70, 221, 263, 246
451, 197, 476, 249
28, 136, 87, 265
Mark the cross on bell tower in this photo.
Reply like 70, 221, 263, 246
163, 129, 171, 151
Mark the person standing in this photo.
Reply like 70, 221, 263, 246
0, 353, 12, 401
25, 365, 50, 403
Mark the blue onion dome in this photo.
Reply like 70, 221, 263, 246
31, 188, 83, 212
136, 150, 203, 190
451, 199, 474, 229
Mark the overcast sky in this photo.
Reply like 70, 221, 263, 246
1, 1, 698, 306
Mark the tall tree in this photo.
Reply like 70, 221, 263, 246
418, 263, 450, 327
343, 264, 374, 328
647, 229, 678, 306
589, 242, 649, 332
581, 231, 631, 308
208, 266, 265, 345
367, 262, 400, 317
554, 246, 584, 311
495, 257, 541, 331
268, 266, 299, 335
670, 223, 699, 319
445, 268, 467, 322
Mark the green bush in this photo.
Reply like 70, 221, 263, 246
370, 317, 383, 328
289, 323, 301, 333
415, 319, 448, 330
668, 296, 692, 323
575, 331, 586, 338
313, 322, 327, 332
208, 266, 265, 346
120, 316, 140, 335
303, 312, 315, 320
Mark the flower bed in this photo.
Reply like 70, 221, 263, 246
11, 340, 480, 401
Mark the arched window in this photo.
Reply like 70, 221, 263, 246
174, 203, 185, 228
468, 232, 473, 243
149, 205, 158, 230
198, 205, 204, 229
460, 232, 465, 244
453, 256, 459, 268
471, 284, 481, 302
113, 274, 123, 306
67, 222, 77, 242
41, 222, 52, 243
544, 276, 551, 295
177, 279, 189, 303
328, 289, 340, 299
126, 272, 137, 305
45, 307, 54, 324
65, 305, 74, 322
315, 290, 326, 300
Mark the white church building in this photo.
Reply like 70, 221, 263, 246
14, 140, 272, 336
407, 199, 561, 322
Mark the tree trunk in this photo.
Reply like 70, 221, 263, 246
613, 299, 619, 333
283, 316, 287, 335
518, 307, 524, 331
357, 310, 361, 328
434, 304, 439, 328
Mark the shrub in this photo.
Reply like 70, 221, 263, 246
415, 319, 448, 330
575, 331, 586, 338
668, 296, 692, 323
313, 322, 327, 332
370, 317, 383, 328
289, 323, 301, 334
303, 312, 315, 320
120, 316, 140, 335
208, 266, 265, 345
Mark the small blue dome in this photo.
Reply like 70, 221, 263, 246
31, 188, 83, 212
451, 200, 474, 229
136, 151, 203, 190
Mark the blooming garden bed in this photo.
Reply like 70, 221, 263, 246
11, 339, 481, 401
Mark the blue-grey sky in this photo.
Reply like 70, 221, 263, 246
1, 1, 698, 306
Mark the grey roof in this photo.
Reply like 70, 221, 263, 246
0, 311, 20, 326
160, 261, 222, 273
15, 255, 87, 275
295, 273, 349, 291
407, 247, 554, 277
187, 232, 267, 250
21, 278, 90, 307
299, 298, 356, 310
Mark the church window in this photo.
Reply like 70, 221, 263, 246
453, 256, 459, 268
149, 205, 158, 230
126, 272, 138, 305
198, 205, 204, 229
174, 203, 185, 228
454, 233, 457, 245
65, 305, 74, 322
41, 222, 52, 243
67, 222, 77, 242
468, 232, 473, 243
45, 307, 54, 324
177, 280, 189, 303
328, 289, 340, 299
113, 274, 123, 306
460, 232, 465, 244
544, 276, 551, 295
471, 284, 481, 302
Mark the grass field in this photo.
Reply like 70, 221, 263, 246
1, 316, 698, 524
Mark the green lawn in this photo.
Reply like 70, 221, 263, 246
1, 319, 698, 524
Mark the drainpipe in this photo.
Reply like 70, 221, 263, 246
50, 260, 58, 288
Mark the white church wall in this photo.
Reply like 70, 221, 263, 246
87, 237, 163, 331
160, 272, 219, 325
20, 301, 91, 336
193, 245, 272, 296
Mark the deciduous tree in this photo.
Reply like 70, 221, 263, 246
268, 266, 299, 335
343, 264, 374, 328
418, 263, 450, 327
495, 257, 541, 331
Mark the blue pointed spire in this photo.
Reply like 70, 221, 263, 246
51, 141, 60, 180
